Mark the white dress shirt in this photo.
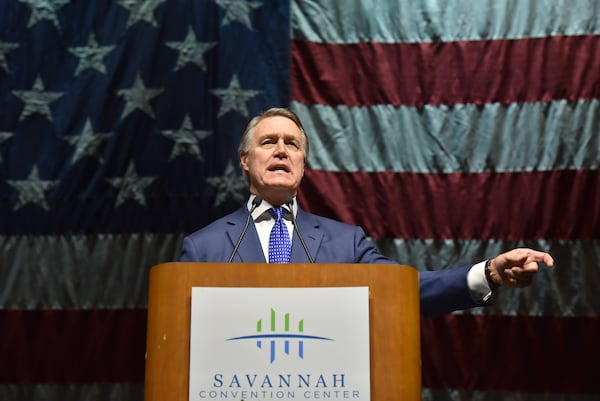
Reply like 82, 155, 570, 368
248, 195, 296, 262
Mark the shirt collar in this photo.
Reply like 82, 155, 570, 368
247, 194, 297, 221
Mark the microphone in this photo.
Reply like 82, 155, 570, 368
228, 196, 263, 263
284, 196, 315, 263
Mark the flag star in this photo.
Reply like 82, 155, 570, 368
6, 165, 59, 211
0, 132, 14, 163
160, 115, 212, 161
68, 33, 115, 76
165, 27, 216, 72
106, 162, 158, 208
63, 119, 113, 164
13, 75, 64, 122
116, 73, 163, 119
18, 0, 69, 29
117, 0, 167, 28
0, 41, 19, 73
206, 161, 246, 207
213, 0, 263, 30
211, 74, 261, 118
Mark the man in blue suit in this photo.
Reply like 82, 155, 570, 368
181, 108, 554, 316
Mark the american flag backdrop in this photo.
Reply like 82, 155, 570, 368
0, 0, 599, 400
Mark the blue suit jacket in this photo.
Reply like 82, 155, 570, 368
180, 206, 484, 316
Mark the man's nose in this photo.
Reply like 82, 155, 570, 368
274, 139, 288, 155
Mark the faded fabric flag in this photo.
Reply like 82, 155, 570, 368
1, 0, 599, 400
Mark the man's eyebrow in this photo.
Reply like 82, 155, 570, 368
258, 132, 300, 138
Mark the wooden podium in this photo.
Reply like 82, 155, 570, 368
144, 263, 421, 401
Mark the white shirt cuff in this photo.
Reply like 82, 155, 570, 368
467, 260, 493, 303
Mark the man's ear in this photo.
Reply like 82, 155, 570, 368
240, 152, 249, 172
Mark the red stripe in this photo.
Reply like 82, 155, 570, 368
297, 169, 599, 240
1, 309, 145, 384
421, 314, 600, 393
291, 35, 600, 107
4, 309, 598, 393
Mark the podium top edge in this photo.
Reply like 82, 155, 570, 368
151, 261, 416, 271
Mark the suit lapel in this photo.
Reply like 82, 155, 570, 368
225, 207, 266, 263
290, 208, 323, 263
225, 205, 322, 263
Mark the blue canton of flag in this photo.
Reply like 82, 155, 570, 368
0, 1, 289, 400
0, 0, 289, 235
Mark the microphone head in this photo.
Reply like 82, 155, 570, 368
252, 196, 263, 207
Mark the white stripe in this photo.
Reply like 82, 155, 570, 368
0, 383, 143, 401
292, 0, 600, 44
2, 234, 597, 317
292, 100, 600, 173
370, 237, 600, 317
0, 233, 183, 309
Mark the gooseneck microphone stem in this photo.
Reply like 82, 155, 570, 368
227, 196, 263, 263
285, 196, 315, 264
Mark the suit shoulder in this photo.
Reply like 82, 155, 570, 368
302, 211, 365, 234
184, 208, 243, 241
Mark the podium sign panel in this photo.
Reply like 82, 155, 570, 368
189, 287, 371, 400
144, 263, 421, 401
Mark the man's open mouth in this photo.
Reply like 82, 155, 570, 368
268, 165, 290, 172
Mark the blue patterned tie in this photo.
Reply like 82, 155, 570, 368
268, 207, 291, 263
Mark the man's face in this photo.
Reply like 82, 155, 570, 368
240, 115, 306, 204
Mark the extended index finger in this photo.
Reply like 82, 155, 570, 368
528, 250, 555, 268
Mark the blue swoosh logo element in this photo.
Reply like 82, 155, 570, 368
226, 334, 333, 341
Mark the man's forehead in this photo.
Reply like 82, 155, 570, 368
254, 116, 302, 137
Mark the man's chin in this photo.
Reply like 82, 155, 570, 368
258, 182, 298, 200
263, 178, 296, 190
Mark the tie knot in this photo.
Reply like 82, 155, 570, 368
269, 207, 284, 221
